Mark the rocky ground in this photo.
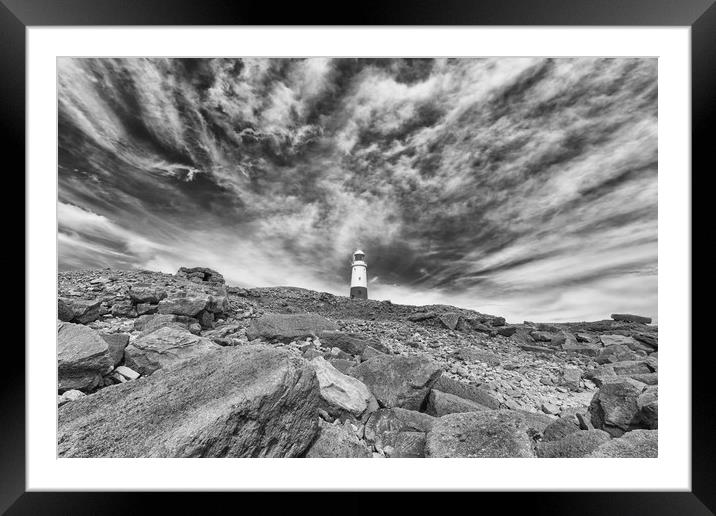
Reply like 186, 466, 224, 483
57, 266, 658, 458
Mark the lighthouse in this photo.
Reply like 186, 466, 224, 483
350, 249, 368, 299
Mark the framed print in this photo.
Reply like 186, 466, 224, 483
6, 0, 712, 512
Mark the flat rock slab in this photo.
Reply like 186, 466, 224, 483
58, 322, 113, 392
425, 410, 537, 458
349, 354, 442, 410
246, 313, 338, 342
433, 375, 500, 409
58, 298, 101, 324
588, 429, 658, 457
589, 377, 648, 436
426, 389, 492, 417
58, 345, 321, 457
124, 326, 221, 375
310, 357, 376, 418
158, 296, 211, 317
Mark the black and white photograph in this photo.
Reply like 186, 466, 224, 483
56, 57, 659, 459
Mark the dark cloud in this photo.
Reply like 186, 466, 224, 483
58, 57, 658, 322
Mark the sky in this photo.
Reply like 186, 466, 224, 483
57, 57, 658, 323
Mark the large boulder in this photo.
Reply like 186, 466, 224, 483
432, 376, 501, 409
637, 385, 658, 429
588, 429, 658, 457
589, 377, 649, 436
425, 410, 537, 458
246, 313, 338, 343
426, 389, 492, 417
305, 420, 371, 458
124, 327, 220, 375
390, 431, 427, 458
310, 357, 377, 418
157, 295, 210, 317
58, 297, 101, 324
128, 285, 167, 304
57, 322, 113, 392
348, 354, 442, 410
58, 345, 320, 457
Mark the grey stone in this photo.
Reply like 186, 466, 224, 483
177, 266, 225, 284
246, 313, 338, 342
637, 385, 658, 429
361, 346, 387, 361
124, 326, 220, 375
158, 295, 211, 317
58, 389, 86, 406
439, 313, 461, 330
589, 377, 648, 436
111, 301, 137, 317
58, 322, 113, 392
57, 298, 74, 322
305, 421, 371, 458
349, 354, 442, 410
133, 313, 196, 334
497, 326, 518, 337
542, 417, 581, 442
58, 345, 320, 457
611, 313, 652, 324
391, 431, 427, 458
536, 429, 612, 458
310, 357, 377, 418
427, 389, 491, 417
59, 297, 102, 324
101, 333, 130, 366
114, 365, 140, 380
128, 285, 167, 304
425, 410, 537, 458
633, 332, 658, 349
432, 376, 500, 409
588, 429, 658, 457
596, 344, 641, 364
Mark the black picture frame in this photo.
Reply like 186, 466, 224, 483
4, 0, 711, 513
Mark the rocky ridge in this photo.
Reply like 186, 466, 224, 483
57, 267, 658, 458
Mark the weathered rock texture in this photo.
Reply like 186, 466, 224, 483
58, 322, 113, 392
246, 313, 338, 342
58, 345, 321, 457
124, 326, 221, 375
425, 410, 537, 458
349, 354, 442, 410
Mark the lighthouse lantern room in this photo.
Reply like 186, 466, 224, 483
350, 249, 368, 299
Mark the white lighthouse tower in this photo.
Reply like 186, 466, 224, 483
350, 249, 368, 299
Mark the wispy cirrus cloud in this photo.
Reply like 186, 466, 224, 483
58, 57, 657, 322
